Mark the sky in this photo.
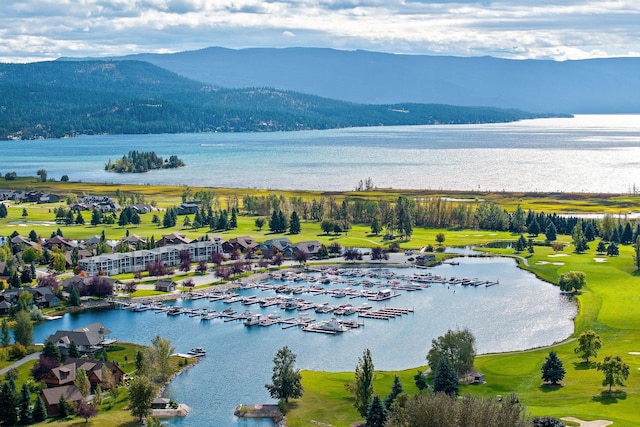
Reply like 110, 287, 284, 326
1, 0, 639, 63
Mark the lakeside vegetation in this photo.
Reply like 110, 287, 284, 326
105, 151, 185, 174
1, 178, 640, 425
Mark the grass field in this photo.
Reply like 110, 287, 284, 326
3, 180, 640, 425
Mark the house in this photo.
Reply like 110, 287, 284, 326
70, 195, 120, 213
46, 322, 114, 355
43, 235, 75, 251
177, 202, 200, 215
151, 397, 171, 409
43, 358, 124, 390
38, 194, 60, 204
129, 203, 155, 214
157, 232, 192, 247
222, 236, 258, 254
292, 240, 323, 257
155, 279, 176, 292
59, 275, 120, 293
257, 238, 292, 257
40, 385, 83, 416
415, 254, 437, 265
1, 286, 60, 309
0, 300, 11, 316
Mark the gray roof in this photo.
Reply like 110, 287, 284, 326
46, 322, 111, 347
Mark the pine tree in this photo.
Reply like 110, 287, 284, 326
42, 340, 61, 362
19, 382, 31, 425
433, 357, 458, 396
31, 395, 47, 422
545, 222, 557, 242
365, 395, 387, 427
384, 375, 403, 410
541, 351, 566, 385
289, 211, 301, 234
1, 318, 10, 347
69, 340, 80, 358
70, 286, 81, 306
413, 370, 428, 393
0, 380, 19, 425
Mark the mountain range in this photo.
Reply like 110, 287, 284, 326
0, 59, 563, 140
104, 47, 640, 114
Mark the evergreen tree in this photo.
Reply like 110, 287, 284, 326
584, 221, 597, 241
622, 222, 634, 244
0, 380, 19, 426
58, 395, 70, 418
42, 340, 62, 362
230, 208, 238, 228
28, 229, 38, 242
289, 211, 301, 234
610, 226, 620, 243
354, 349, 375, 418
545, 222, 557, 242
596, 240, 607, 254
514, 235, 527, 252
607, 242, 619, 256
278, 211, 288, 233
413, 370, 428, 393
572, 221, 589, 253
541, 351, 566, 385
1, 318, 10, 347
384, 375, 403, 410
31, 395, 47, 423
19, 382, 31, 425
365, 395, 387, 427
0, 203, 7, 219
69, 340, 80, 358
70, 286, 81, 306
433, 357, 459, 396
528, 218, 541, 236
370, 216, 382, 235
90, 209, 102, 226
75, 211, 85, 225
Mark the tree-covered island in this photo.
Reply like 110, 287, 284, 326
105, 151, 185, 173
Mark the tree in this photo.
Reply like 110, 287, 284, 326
58, 394, 72, 418
574, 330, 602, 363
366, 395, 387, 427
42, 340, 62, 362
435, 232, 446, 245
32, 395, 47, 423
0, 203, 7, 219
545, 222, 557, 242
19, 382, 31, 425
70, 285, 81, 306
36, 169, 47, 182
433, 356, 459, 396
1, 318, 10, 347
559, 271, 586, 293
426, 327, 476, 378
528, 218, 541, 236
128, 375, 156, 422
571, 221, 589, 253
69, 340, 81, 358
514, 234, 527, 252
413, 370, 428, 393
354, 348, 375, 418
597, 355, 630, 393
541, 351, 565, 385
0, 380, 19, 426
93, 384, 103, 407
634, 235, 640, 271
533, 416, 567, 427
75, 367, 91, 397
52, 252, 67, 272
606, 242, 619, 256
384, 375, 403, 410
31, 354, 61, 381
22, 207, 28, 217
289, 211, 301, 234
254, 217, 265, 231
13, 310, 33, 347
370, 216, 382, 235
264, 346, 303, 405
150, 335, 175, 383
596, 240, 607, 254
75, 400, 97, 423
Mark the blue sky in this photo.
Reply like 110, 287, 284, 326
2, 0, 639, 63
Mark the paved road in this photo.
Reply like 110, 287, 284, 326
0, 351, 41, 375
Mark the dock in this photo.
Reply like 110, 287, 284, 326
359, 307, 413, 320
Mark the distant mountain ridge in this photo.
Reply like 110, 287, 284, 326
100, 47, 640, 114
0, 60, 562, 140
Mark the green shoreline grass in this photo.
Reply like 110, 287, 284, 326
2, 179, 640, 425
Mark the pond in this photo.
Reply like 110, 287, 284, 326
33, 256, 576, 426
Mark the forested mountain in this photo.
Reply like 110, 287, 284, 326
105, 47, 640, 114
0, 60, 565, 140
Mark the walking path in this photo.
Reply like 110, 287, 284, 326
0, 351, 41, 375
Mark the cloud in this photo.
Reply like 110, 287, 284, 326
0, 0, 639, 62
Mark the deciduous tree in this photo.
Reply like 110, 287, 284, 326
13, 310, 33, 347
559, 271, 586, 293
597, 355, 630, 393
426, 327, 476, 378
265, 346, 303, 405
128, 376, 156, 422
574, 330, 602, 363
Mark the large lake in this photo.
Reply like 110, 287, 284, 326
33, 257, 576, 426
2, 114, 640, 193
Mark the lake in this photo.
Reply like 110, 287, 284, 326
33, 257, 576, 426
2, 114, 640, 193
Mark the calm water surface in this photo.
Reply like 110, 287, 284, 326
33, 257, 575, 426
2, 114, 640, 193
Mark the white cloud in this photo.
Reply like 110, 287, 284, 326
0, 0, 639, 62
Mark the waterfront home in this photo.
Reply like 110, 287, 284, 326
293, 240, 323, 257
1, 286, 60, 309
222, 235, 258, 254
78, 239, 222, 276
46, 322, 114, 355
40, 385, 83, 416
43, 358, 124, 389
157, 232, 192, 246
258, 237, 292, 256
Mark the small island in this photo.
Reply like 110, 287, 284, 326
105, 150, 185, 173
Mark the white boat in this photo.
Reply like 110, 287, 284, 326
243, 315, 261, 326
187, 347, 206, 357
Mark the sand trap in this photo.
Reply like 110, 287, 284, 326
593, 258, 608, 263
561, 417, 612, 427
536, 261, 550, 265
548, 254, 569, 257
628, 351, 640, 355
552, 262, 565, 266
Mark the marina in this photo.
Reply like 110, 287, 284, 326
33, 257, 577, 427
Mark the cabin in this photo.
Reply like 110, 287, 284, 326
43, 357, 125, 390
155, 279, 177, 292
